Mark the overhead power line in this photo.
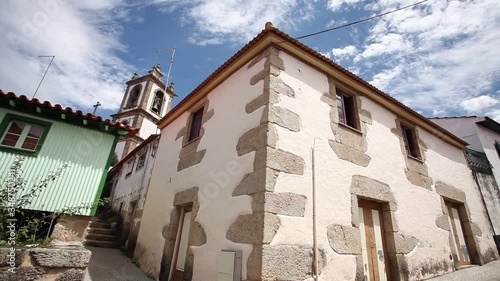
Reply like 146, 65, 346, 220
294, 0, 430, 40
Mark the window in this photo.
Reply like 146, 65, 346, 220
495, 141, 500, 158
126, 85, 141, 108
0, 114, 51, 155
188, 107, 204, 142
125, 159, 134, 177
402, 125, 421, 159
136, 153, 146, 171
151, 143, 158, 157
336, 92, 359, 129
151, 91, 164, 115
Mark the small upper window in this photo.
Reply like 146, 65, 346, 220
151, 143, 158, 157
136, 153, 146, 171
402, 125, 421, 159
495, 141, 500, 158
126, 85, 141, 108
188, 107, 204, 142
151, 91, 164, 115
0, 115, 50, 155
125, 159, 134, 177
336, 92, 359, 129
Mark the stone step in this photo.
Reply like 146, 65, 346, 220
83, 240, 120, 248
86, 227, 114, 235
85, 233, 117, 242
88, 221, 110, 229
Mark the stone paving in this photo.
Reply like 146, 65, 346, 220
84, 247, 153, 281
426, 260, 500, 281
83, 246, 499, 281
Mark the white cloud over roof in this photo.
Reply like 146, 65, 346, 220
0, 0, 133, 110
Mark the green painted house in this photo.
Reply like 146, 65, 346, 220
0, 90, 137, 216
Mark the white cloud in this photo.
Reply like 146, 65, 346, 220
359, 33, 412, 58
370, 65, 403, 90
460, 96, 500, 113
330, 45, 358, 60
486, 109, 500, 123
152, 0, 317, 45
0, 0, 134, 112
327, 0, 362, 11
329, 0, 500, 119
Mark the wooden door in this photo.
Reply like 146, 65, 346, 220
128, 201, 137, 229
446, 201, 471, 265
359, 200, 390, 281
171, 209, 192, 281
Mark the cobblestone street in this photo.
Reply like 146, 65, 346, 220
85, 247, 153, 281
426, 260, 500, 281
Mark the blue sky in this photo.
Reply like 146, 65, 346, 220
1, 0, 499, 121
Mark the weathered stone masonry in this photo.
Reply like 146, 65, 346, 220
228, 46, 320, 281
329, 175, 421, 281
391, 119, 433, 190
158, 187, 207, 280
434, 181, 496, 268
175, 99, 214, 171
0, 244, 91, 281
155, 101, 213, 280
321, 78, 373, 167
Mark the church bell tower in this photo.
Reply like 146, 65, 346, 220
112, 64, 176, 160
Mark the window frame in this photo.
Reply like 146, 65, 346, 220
0, 113, 52, 156
125, 159, 135, 178
187, 106, 204, 143
336, 91, 360, 130
151, 143, 158, 157
401, 124, 422, 160
495, 141, 500, 158
136, 152, 146, 171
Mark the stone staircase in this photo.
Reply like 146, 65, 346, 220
83, 219, 120, 248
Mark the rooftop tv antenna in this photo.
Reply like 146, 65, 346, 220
156, 47, 176, 94
33, 55, 55, 99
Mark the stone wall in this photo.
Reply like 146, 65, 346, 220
51, 215, 91, 242
262, 46, 498, 281
0, 242, 90, 281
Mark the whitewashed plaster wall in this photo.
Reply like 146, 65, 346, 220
138, 117, 159, 139
477, 125, 500, 186
135, 59, 266, 279
270, 51, 498, 280
114, 142, 125, 161
112, 141, 157, 213
430, 117, 483, 152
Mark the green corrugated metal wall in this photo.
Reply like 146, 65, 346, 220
0, 109, 116, 215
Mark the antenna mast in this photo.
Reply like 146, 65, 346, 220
164, 47, 176, 93
156, 47, 176, 93
33, 55, 55, 99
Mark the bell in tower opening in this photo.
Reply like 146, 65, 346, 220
111, 64, 177, 160
151, 91, 163, 114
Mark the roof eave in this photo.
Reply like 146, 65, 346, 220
156, 26, 467, 149
476, 117, 500, 134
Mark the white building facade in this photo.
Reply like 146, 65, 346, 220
431, 117, 500, 187
134, 24, 498, 281
108, 134, 159, 255
431, 116, 500, 252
